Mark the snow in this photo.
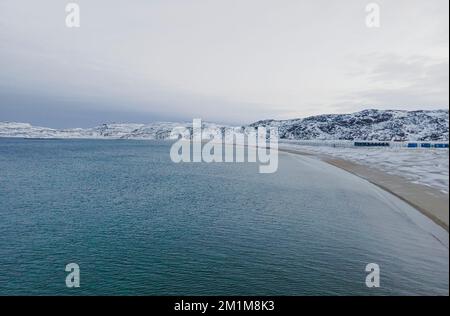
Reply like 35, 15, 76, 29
280, 142, 449, 194
1, 109, 448, 193
252, 109, 449, 141
1, 109, 448, 141
0, 122, 191, 140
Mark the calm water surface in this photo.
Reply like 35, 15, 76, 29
0, 139, 448, 295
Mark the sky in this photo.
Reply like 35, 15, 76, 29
0, 0, 448, 128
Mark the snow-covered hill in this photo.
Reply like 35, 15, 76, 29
0, 109, 448, 141
250, 109, 449, 141
0, 122, 189, 140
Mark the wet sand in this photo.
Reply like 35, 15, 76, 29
280, 147, 449, 232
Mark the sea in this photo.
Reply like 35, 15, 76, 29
0, 138, 448, 295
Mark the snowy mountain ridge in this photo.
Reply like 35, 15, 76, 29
0, 109, 448, 141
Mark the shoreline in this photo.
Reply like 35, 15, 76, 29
2, 137, 448, 231
280, 146, 449, 232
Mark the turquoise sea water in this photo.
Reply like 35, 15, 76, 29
0, 139, 448, 295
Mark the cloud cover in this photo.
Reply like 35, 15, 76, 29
0, 0, 448, 127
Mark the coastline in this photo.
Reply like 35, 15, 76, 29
280, 146, 449, 232
2, 137, 448, 232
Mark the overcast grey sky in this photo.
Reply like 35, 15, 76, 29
0, 0, 448, 127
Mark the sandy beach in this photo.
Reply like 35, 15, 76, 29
280, 146, 449, 232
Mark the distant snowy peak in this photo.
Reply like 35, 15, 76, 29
250, 109, 449, 141
0, 109, 448, 141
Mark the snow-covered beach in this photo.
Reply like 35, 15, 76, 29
279, 143, 449, 231
280, 142, 449, 194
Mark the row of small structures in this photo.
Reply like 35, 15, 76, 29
406, 143, 449, 148
281, 139, 449, 149
355, 142, 449, 148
